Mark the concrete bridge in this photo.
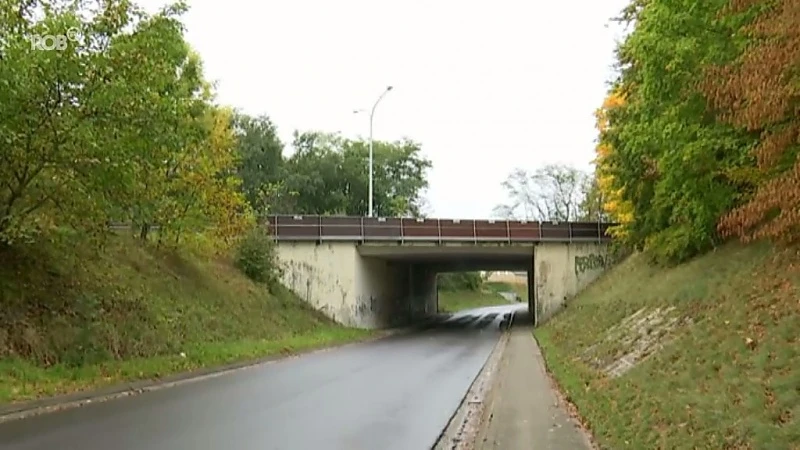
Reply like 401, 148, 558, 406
267, 215, 616, 328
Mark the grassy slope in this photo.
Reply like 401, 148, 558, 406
438, 288, 512, 313
535, 242, 800, 449
0, 232, 372, 404
484, 280, 528, 302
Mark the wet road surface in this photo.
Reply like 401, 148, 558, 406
0, 304, 525, 450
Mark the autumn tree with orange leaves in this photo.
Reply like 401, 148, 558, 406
703, 0, 800, 243
596, 0, 800, 264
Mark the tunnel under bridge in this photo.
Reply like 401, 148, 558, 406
267, 215, 616, 328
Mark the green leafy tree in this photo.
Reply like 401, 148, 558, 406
341, 138, 432, 217
233, 112, 286, 217
0, 0, 215, 244
272, 131, 432, 217
600, 0, 756, 264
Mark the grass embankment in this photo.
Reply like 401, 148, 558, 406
535, 242, 800, 449
484, 281, 528, 302
0, 233, 373, 404
438, 288, 515, 313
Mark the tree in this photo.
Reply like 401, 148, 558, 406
342, 138, 432, 217
0, 0, 216, 244
279, 131, 351, 215
162, 106, 254, 246
121, 46, 214, 241
592, 90, 634, 236
271, 131, 432, 217
578, 174, 609, 222
0, 0, 252, 249
493, 164, 589, 222
596, 0, 756, 263
704, 0, 800, 243
233, 112, 286, 218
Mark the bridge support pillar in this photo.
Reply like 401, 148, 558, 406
407, 264, 436, 320
534, 241, 612, 324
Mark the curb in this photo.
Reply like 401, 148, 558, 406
0, 327, 412, 424
472, 312, 516, 448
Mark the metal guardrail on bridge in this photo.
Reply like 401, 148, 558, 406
265, 215, 615, 243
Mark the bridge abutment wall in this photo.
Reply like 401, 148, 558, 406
276, 242, 436, 329
533, 241, 613, 324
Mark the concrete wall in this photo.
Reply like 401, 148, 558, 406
277, 242, 361, 326
533, 241, 613, 324
408, 265, 437, 319
276, 242, 436, 329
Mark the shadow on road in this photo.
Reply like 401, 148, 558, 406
510, 309, 534, 329
408, 310, 515, 333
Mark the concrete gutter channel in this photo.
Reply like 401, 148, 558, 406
0, 327, 416, 425
432, 311, 515, 450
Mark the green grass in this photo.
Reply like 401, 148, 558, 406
483, 280, 528, 302
535, 242, 800, 449
437, 288, 512, 313
0, 232, 375, 404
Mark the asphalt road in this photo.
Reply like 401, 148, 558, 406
0, 304, 525, 450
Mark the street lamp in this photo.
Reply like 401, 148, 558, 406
354, 85, 393, 217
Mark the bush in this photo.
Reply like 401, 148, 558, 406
234, 226, 280, 288
437, 272, 483, 291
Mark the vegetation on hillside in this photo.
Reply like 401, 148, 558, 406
592, 0, 799, 264
437, 290, 511, 314
0, 0, 432, 248
484, 280, 527, 302
437, 272, 484, 292
0, 233, 370, 403
532, 1, 800, 448
0, 0, 433, 403
536, 242, 799, 449
436, 272, 524, 312
490, 0, 798, 268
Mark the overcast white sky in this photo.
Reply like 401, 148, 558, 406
138, 0, 630, 219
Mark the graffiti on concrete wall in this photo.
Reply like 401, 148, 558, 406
574, 253, 614, 275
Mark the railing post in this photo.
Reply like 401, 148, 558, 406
472, 220, 477, 244
538, 221, 542, 241
361, 216, 365, 242
598, 220, 602, 244
400, 218, 405, 244
568, 222, 573, 243
437, 219, 442, 244
505, 220, 511, 244
318, 215, 323, 241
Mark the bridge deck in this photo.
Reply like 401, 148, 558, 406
266, 215, 614, 243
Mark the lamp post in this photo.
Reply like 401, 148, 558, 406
354, 85, 393, 217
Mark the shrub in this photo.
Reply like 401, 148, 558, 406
234, 226, 281, 288
437, 272, 483, 291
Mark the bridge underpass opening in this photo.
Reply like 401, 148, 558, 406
357, 243, 535, 326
